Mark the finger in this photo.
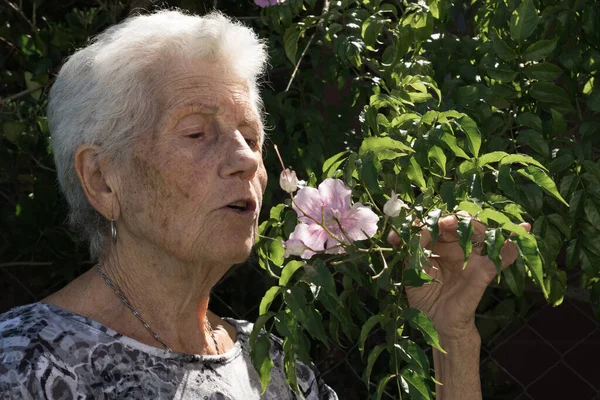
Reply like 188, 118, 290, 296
500, 222, 531, 269
437, 214, 487, 243
419, 226, 432, 249
387, 230, 402, 248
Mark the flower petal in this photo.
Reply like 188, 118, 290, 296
283, 239, 308, 258
292, 186, 323, 224
324, 243, 346, 254
285, 223, 329, 259
318, 178, 351, 212
339, 203, 379, 241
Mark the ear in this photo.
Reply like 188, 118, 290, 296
74, 145, 120, 220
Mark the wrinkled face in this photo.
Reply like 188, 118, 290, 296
117, 61, 267, 265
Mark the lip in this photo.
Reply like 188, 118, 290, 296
221, 197, 257, 216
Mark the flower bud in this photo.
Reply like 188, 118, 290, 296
280, 168, 299, 193
383, 191, 409, 217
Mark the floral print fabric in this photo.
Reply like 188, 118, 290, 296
0, 303, 337, 399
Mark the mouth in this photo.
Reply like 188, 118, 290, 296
224, 198, 257, 215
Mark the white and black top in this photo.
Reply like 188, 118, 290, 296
0, 303, 337, 399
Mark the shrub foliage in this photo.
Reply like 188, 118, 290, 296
1, 0, 599, 399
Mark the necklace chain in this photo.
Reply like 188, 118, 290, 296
96, 264, 220, 354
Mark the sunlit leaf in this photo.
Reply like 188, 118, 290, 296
510, 0, 539, 42
516, 166, 569, 206
404, 308, 445, 353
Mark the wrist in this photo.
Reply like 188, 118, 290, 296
433, 326, 482, 400
435, 319, 479, 342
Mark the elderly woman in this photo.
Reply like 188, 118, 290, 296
0, 9, 528, 400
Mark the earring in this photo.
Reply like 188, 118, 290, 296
110, 218, 117, 244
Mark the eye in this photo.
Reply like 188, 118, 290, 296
187, 132, 204, 139
245, 138, 258, 149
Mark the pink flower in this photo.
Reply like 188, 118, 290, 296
254, 0, 285, 7
283, 178, 379, 259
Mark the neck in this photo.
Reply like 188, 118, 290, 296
90, 232, 234, 354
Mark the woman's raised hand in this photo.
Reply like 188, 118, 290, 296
389, 215, 531, 338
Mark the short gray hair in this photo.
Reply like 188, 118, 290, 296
48, 10, 268, 259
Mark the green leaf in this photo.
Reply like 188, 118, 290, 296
509, 0, 539, 42
322, 151, 348, 178
359, 137, 414, 160
394, 339, 431, 376
364, 344, 386, 385
269, 204, 286, 220
283, 24, 300, 64
456, 116, 481, 157
491, 33, 517, 61
457, 214, 474, 267
584, 199, 600, 227
440, 130, 470, 159
548, 269, 567, 307
499, 154, 548, 171
425, 208, 442, 248
503, 259, 526, 296
478, 208, 514, 226
279, 260, 305, 286
311, 260, 337, 295
407, 157, 427, 188
457, 201, 483, 217
485, 228, 505, 274
284, 286, 328, 343
498, 164, 517, 198
282, 336, 299, 393
403, 268, 435, 287
375, 374, 394, 400
517, 129, 549, 156
522, 38, 558, 61
565, 239, 580, 270
454, 85, 480, 105
269, 239, 285, 266
516, 166, 569, 206
511, 234, 548, 298
260, 287, 282, 315
428, 145, 447, 175
362, 15, 385, 47
550, 109, 567, 134
250, 328, 275, 394
487, 67, 518, 83
2, 122, 27, 145
359, 313, 385, 355
404, 308, 445, 353
479, 151, 509, 167
529, 82, 571, 106
523, 63, 563, 81
549, 154, 574, 174
516, 112, 543, 132
401, 369, 432, 400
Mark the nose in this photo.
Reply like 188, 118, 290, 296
219, 130, 260, 180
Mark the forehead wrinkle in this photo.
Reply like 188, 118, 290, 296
158, 72, 261, 136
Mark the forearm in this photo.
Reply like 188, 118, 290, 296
432, 328, 482, 400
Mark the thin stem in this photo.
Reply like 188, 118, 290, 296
273, 144, 286, 170
364, 185, 383, 214
371, 248, 389, 279
285, 0, 330, 92
0, 85, 43, 104
3, 0, 36, 31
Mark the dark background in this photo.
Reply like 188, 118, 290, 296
1, 0, 599, 398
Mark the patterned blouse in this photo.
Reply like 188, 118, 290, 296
0, 303, 338, 399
